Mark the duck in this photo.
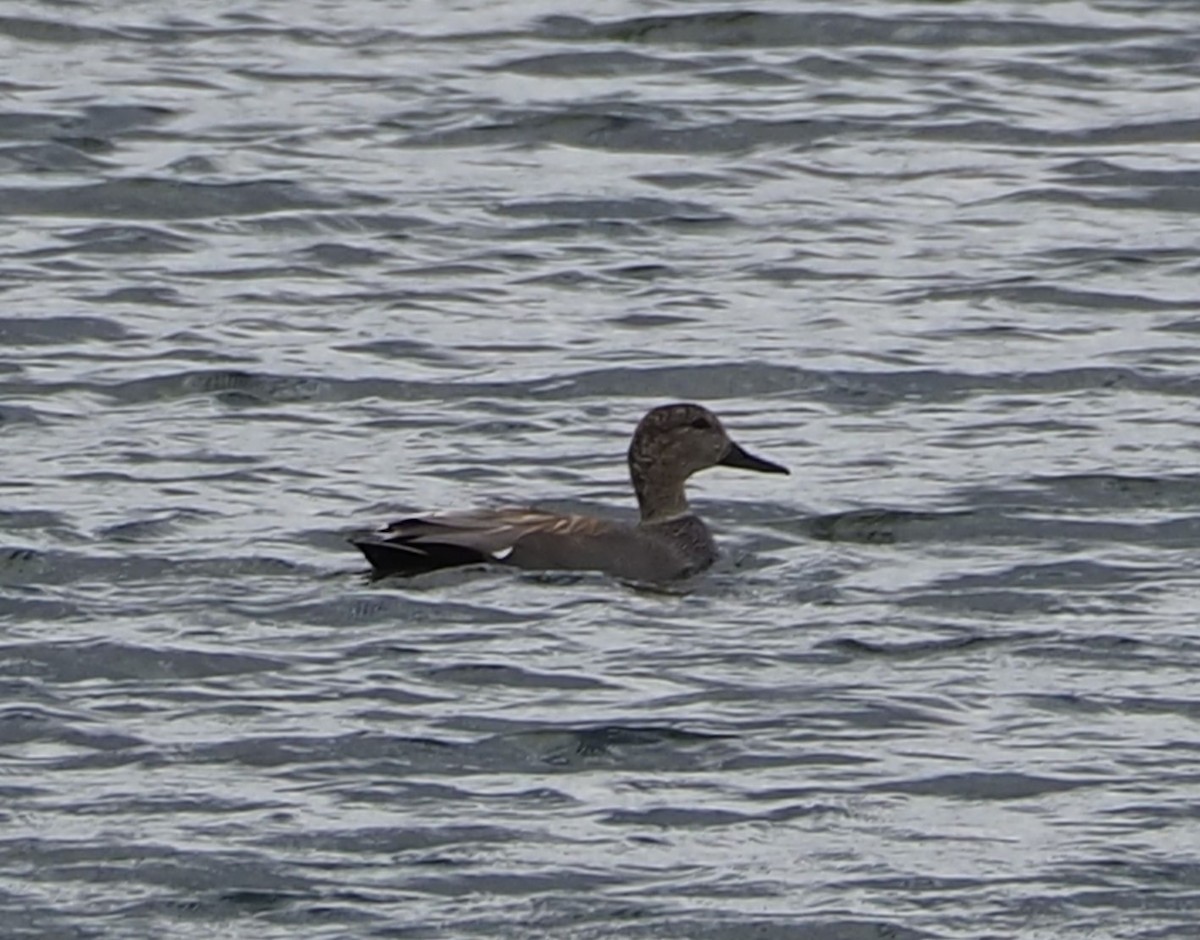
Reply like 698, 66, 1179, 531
351, 402, 789, 581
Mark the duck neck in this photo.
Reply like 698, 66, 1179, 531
630, 464, 691, 523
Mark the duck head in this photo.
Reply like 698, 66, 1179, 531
627, 403, 789, 520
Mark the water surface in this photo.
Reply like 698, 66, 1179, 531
3, 1, 1200, 937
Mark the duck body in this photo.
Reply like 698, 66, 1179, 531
351, 403, 787, 581
354, 507, 717, 581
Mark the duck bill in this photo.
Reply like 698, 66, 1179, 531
719, 441, 790, 475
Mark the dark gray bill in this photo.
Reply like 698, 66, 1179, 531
719, 441, 789, 475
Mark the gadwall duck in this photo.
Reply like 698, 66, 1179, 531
351, 402, 789, 581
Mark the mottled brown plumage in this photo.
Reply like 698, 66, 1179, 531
351, 403, 788, 581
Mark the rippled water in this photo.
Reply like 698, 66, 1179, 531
4, 1, 1200, 937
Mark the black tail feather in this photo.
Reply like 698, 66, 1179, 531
351, 538, 490, 576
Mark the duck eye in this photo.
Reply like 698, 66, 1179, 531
690, 417, 711, 430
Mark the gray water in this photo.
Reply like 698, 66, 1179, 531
3, 1, 1200, 937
